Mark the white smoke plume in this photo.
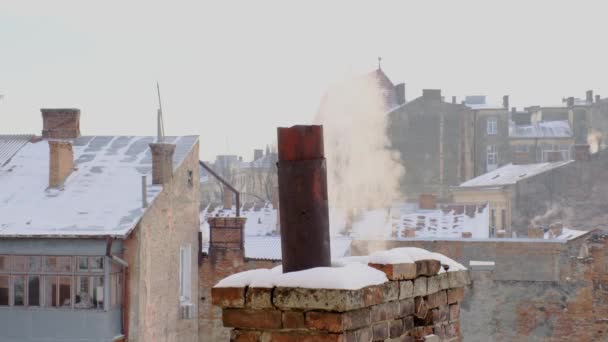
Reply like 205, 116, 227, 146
587, 129, 603, 154
314, 72, 405, 236
531, 203, 573, 228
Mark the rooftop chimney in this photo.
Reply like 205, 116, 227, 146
574, 144, 591, 161
418, 193, 437, 210
395, 83, 406, 105
586, 90, 593, 103
528, 226, 544, 239
277, 125, 330, 273
567, 97, 575, 107
253, 149, 263, 161
502, 95, 509, 109
452, 96, 457, 104
596, 95, 601, 103
422, 89, 442, 102
48, 141, 74, 188
149, 142, 176, 185
41, 108, 81, 139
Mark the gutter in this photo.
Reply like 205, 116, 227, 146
106, 236, 129, 341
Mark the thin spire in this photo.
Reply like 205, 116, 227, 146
378, 56, 382, 70
156, 82, 165, 143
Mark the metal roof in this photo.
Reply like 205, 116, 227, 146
458, 161, 572, 188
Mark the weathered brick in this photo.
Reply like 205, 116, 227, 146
403, 315, 414, 332
425, 290, 447, 308
274, 287, 369, 312
447, 288, 464, 304
399, 280, 414, 299
414, 297, 429, 319
389, 319, 404, 338
230, 329, 261, 342
399, 298, 415, 317
371, 301, 400, 322
438, 272, 449, 290
306, 308, 370, 332
282, 311, 305, 329
445, 322, 461, 339
449, 303, 460, 322
426, 275, 440, 294
369, 262, 416, 280
415, 259, 441, 277
223, 308, 282, 329
372, 321, 389, 341
413, 277, 427, 297
245, 287, 273, 309
431, 305, 449, 323
260, 331, 342, 342
212, 287, 246, 308
383, 281, 400, 302
433, 324, 446, 339
424, 334, 440, 342
410, 326, 434, 338
448, 270, 470, 288
344, 327, 372, 342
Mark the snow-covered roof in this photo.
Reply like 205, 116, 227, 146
0, 135, 33, 166
458, 161, 572, 188
544, 227, 588, 241
464, 95, 502, 110
510, 120, 572, 138
397, 203, 490, 239
0, 135, 198, 238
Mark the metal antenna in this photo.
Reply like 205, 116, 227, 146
156, 82, 165, 143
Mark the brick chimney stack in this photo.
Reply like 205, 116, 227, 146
48, 141, 74, 188
395, 83, 406, 105
41, 108, 80, 139
502, 95, 509, 109
149, 142, 176, 185
596, 95, 601, 103
422, 89, 442, 102
574, 144, 591, 161
586, 90, 593, 103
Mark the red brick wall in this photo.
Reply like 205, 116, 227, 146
199, 248, 278, 341
48, 141, 73, 187
41, 108, 80, 139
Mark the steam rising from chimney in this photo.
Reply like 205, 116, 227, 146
314, 73, 405, 235
587, 129, 603, 154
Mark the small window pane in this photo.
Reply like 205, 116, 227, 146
44, 276, 58, 307
89, 257, 104, 273
28, 256, 42, 272
13, 256, 27, 272
0, 256, 9, 272
92, 276, 104, 309
13, 275, 25, 306
58, 277, 72, 308
0, 276, 8, 305
28, 276, 40, 306
75, 276, 93, 309
57, 257, 72, 273
78, 257, 88, 272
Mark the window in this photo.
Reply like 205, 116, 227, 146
487, 118, 498, 135
28, 276, 40, 306
0, 255, 118, 310
541, 144, 571, 162
514, 145, 529, 153
179, 245, 192, 303
187, 170, 193, 188
0, 275, 8, 305
487, 145, 498, 171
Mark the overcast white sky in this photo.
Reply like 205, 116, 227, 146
1, 1, 607, 160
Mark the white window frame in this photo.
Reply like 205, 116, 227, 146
486, 145, 498, 171
179, 245, 192, 303
487, 118, 498, 135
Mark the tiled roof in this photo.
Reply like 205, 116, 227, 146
0, 135, 198, 238
0, 135, 33, 166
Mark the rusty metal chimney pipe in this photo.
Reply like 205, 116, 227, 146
277, 125, 331, 273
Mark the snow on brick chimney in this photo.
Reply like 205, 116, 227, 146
48, 141, 74, 188
41, 108, 80, 139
